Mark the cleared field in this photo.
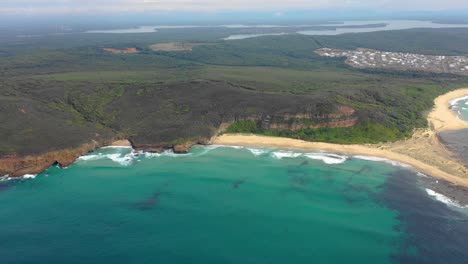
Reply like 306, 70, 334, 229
103, 48, 139, 54
150, 42, 212, 52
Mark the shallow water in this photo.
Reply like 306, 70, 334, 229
451, 96, 468, 122
0, 146, 467, 264
439, 129, 468, 167
440, 97, 468, 164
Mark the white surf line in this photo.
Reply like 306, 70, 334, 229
426, 189, 468, 209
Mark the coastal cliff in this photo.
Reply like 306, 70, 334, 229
258, 105, 357, 131
0, 105, 358, 178
0, 142, 100, 177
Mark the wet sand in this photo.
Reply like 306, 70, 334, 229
213, 88, 468, 187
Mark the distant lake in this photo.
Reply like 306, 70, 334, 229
86, 26, 159, 34
226, 20, 468, 40
223, 32, 288, 40
85, 20, 468, 39
85, 24, 303, 34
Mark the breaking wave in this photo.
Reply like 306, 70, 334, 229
269, 150, 348, 164
78, 147, 193, 166
78, 152, 136, 166
353, 155, 411, 168
0, 174, 38, 181
426, 188, 468, 209
449, 95, 468, 106
270, 151, 303, 159
247, 148, 270, 156
304, 153, 348, 164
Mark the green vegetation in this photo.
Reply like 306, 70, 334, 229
67, 85, 125, 125
225, 121, 261, 134
2, 27, 468, 156
227, 122, 401, 144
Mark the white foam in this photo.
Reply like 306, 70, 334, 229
1, 174, 39, 181
192, 145, 222, 156
353, 155, 388, 162
426, 189, 468, 209
220, 145, 244, 149
78, 154, 103, 161
449, 95, 468, 106
78, 151, 137, 166
247, 148, 270, 156
107, 153, 134, 166
270, 151, 303, 159
22, 174, 37, 179
304, 153, 347, 164
417, 172, 429, 178
100, 146, 133, 149
353, 155, 411, 168
141, 150, 192, 158
141, 151, 161, 158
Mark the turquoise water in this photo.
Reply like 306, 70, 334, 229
452, 96, 468, 122
1, 146, 467, 264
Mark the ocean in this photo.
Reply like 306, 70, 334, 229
439, 96, 468, 166
451, 96, 468, 122
1, 146, 467, 264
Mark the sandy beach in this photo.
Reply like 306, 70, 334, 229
213, 88, 468, 187
109, 139, 132, 147
428, 88, 468, 132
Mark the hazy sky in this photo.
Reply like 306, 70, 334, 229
1, 0, 467, 15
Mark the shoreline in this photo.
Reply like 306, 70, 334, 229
2, 89, 467, 184
428, 88, 468, 132
213, 88, 468, 187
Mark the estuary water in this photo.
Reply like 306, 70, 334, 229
225, 20, 468, 40
1, 146, 468, 264
85, 20, 468, 39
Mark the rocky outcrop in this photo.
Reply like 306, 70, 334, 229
132, 137, 212, 154
256, 105, 357, 131
0, 142, 101, 178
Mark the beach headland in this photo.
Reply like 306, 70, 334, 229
213, 88, 468, 187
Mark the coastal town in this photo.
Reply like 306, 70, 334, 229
315, 48, 468, 75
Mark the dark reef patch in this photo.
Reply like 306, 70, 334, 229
0, 182, 13, 192
374, 170, 468, 264
439, 129, 468, 167
132, 191, 169, 211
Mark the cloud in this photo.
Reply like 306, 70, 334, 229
0, 0, 467, 15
